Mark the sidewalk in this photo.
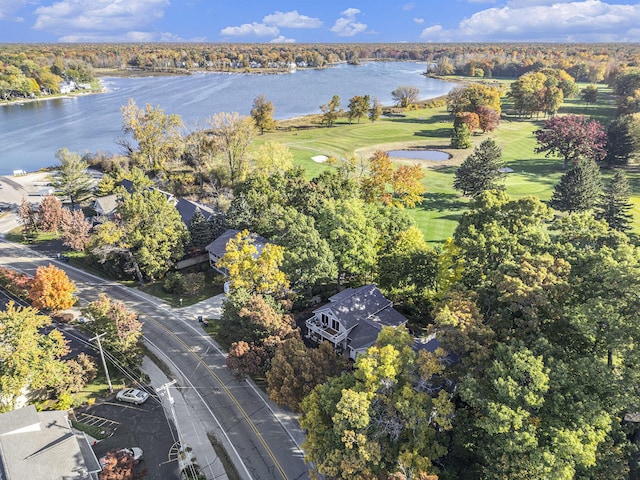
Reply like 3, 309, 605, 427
176, 293, 226, 320
143, 357, 228, 480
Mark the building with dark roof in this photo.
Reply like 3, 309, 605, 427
0, 405, 101, 479
205, 229, 270, 274
174, 197, 214, 227
305, 284, 409, 360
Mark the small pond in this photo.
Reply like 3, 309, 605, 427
387, 150, 450, 161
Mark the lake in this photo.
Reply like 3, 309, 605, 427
0, 61, 455, 175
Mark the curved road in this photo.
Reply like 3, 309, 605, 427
0, 240, 310, 480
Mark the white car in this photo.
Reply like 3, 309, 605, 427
116, 388, 149, 405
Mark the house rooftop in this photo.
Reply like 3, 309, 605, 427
205, 229, 270, 260
175, 198, 214, 227
0, 405, 101, 479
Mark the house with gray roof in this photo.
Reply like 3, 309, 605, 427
91, 194, 119, 223
205, 229, 270, 274
0, 405, 102, 479
305, 284, 408, 360
174, 197, 214, 227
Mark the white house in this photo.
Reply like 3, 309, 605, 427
305, 284, 409, 360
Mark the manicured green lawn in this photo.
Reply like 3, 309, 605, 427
252, 86, 637, 244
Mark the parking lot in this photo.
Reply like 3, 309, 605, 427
80, 388, 181, 480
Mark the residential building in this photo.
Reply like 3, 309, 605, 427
205, 229, 270, 274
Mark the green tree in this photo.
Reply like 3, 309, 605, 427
320, 94, 341, 127
454, 138, 505, 196
596, 170, 633, 232
120, 99, 185, 174
391, 85, 420, 108
509, 71, 547, 117
604, 114, 640, 167
0, 302, 69, 411
83, 294, 143, 369
48, 148, 94, 208
581, 85, 598, 104
550, 157, 603, 213
316, 198, 379, 287
186, 208, 214, 252
93, 188, 188, 281
271, 208, 338, 294
347, 94, 370, 124
250, 94, 275, 134
450, 123, 471, 149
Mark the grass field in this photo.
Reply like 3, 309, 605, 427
251, 83, 635, 243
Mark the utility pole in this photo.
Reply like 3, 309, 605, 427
90, 332, 113, 393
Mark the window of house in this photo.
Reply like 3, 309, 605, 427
321, 313, 328, 325
332, 319, 339, 331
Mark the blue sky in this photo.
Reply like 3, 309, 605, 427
1, 0, 639, 43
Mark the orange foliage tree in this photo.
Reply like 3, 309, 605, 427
28, 264, 76, 311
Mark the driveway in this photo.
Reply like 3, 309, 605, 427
82, 390, 180, 480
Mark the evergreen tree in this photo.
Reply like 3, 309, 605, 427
550, 157, 602, 213
450, 123, 471, 149
48, 148, 94, 208
187, 208, 214, 252
596, 170, 633, 232
454, 138, 505, 196
604, 114, 640, 167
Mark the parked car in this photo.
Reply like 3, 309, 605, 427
116, 388, 149, 405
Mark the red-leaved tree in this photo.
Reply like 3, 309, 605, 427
38, 195, 63, 232
61, 208, 92, 251
534, 114, 607, 169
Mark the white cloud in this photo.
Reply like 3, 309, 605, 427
262, 10, 321, 28
269, 35, 296, 43
220, 22, 280, 37
34, 0, 169, 33
0, 0, 27, 21
421, 0, 640, 42
414, 17, 425, 24
402, 2, 416, 10
58, 30, 191, 43
330, 7, 367, 37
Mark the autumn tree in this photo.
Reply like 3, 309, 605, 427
28, 263, 76, 311
217, 230, 289, 296
454, 111, 480, 134
37, 194, 63, 232
17, 196, 38, 240
391, 85, 420, 108
250, 94, 275, 134
267, 337, 344, 412
509, 71, 547, 117
208, 111, 257, 186
48, 148, 94, 208
320, 94, 341, 127
347, 94, 370, 123
454, 138, 505, 196
596, 170, 633, 232
60, 208, 92, 251
534, 114, 607, 169
447, 83, 502, 115
252, 141, 293, 176
300, 326, 453, 479
612, 68, 640, 115
83, 294, 144, 368
226, 340, 270, 379
475, 105, 500, 133
361, 150, 425, 208
550, 157, 603, 213
0, 302, 69, 411
119, 99, 185, 174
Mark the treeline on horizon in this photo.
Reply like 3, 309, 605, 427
2, 42, 640, 99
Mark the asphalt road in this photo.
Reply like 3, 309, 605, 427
0, 240, 310, 480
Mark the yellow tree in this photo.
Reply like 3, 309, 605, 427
252, 141, 293, 176
28, 264, 76, 311
217, 230, 289, 296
